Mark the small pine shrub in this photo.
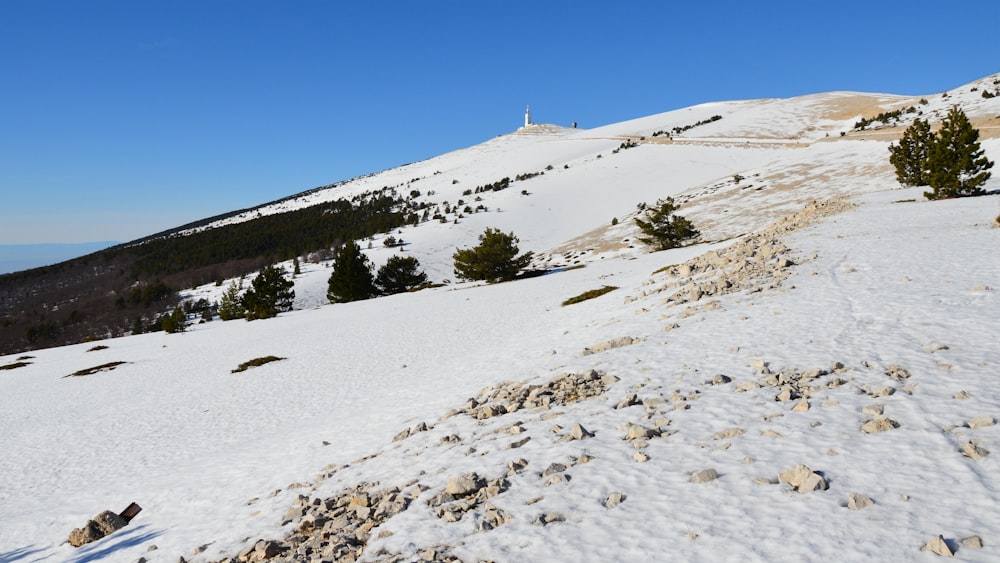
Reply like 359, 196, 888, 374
562, 285, 619, 306
231, 356, 285, 373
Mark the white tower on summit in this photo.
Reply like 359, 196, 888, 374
524, 105, 532, 128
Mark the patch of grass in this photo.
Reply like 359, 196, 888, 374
87, 345, 109, 352
232, 355, 285, 373
65, 361, 127, 377
562, 285, 619, 306
562, 264, 587, 272
17, 355, 34, 361
1, 361, 31, 371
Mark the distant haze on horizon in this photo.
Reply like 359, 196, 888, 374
0, 242, 119, 276
1, 1, 997, 246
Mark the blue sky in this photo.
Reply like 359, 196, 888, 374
1, 0, 997, 245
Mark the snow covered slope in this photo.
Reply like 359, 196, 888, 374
1, 74, 999, 562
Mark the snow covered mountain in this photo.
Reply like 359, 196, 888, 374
1, 73, 999, 562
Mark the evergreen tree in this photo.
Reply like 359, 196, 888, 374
634, 197, 699, 250
924, 106, 993, 199
327, 241, 378, 303
161, 306, 187, 333
453, 228, 533, 283
376, 255, 428, 295
216, 280, 245, 321
888, 117, 933, 186
243, 264, 295, 320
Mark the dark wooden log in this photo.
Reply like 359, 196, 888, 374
119, 502, 142, 523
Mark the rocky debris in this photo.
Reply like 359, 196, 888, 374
428, 471, 510, 523
222, 481, 418, 562
582, 336, 640, 356
604, 492, 626, 509
478, 503, 512, 532
860, 416, 900, 434
626, 199, 853, 308
633, 451, 650, 463
565, 423, 595, 440
690, 468, 719, 483
954, 390, 973, 400
966, 416, 996, 429
68, 510, 129, 548
884, 364, 911, 381
920, 535, 955, 557
755, 366, 837, 403
847, 493, 874, 510
961, 441, 990, 460
393, 422, 432, 442
778, 464, 828, 493
455, 370, 613, 421
860, 385, 895, 398
541, 463, 568, 478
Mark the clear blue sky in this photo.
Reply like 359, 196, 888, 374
1, 0, 997, 245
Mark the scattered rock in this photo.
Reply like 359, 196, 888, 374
582, 336, 639, 356
961, 441, 990, 460
792, 400, 809, 412
861, 416, 900, 434
847, 493, 874, 510
778, 464, 828, 493
860, 404, 884, 416
712, 428, 745, 440
445, 474, 485, 498
884, 364, 911, 381
710, 374, 732, 385
567, 423, 595, 440
967, 416, 995, 429
954, 390, 972, 400
633, 451, 649, 463
920, 535, 954, 557
604, 492, 626, 509
690, 469, 719, 483
624, 424, 660, 441
532, 512, 566, 526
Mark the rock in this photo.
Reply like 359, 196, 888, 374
847, 493, 874, 510
792, 401, 809, 412
710, 374, 732, 385
735, 381, 760, 392
860, 404, 884, 416
392, 428, 411, 442
68, 510, 129, 548
541, 463, 567, 477
633, 451, 649, 462
568, 423, 594, 440
532, 512, 566, 526
445, 474, 484, 498
690, 469, 719, 483
603, 492, 626, 509
778, 464, 828, 493
711, 428, 745, 440
761, 429, 783, 439
509, 437, 531, 449
861, 417, 900, 434
615, 393, 641, 409
624, 424, 660, 441
884, 364, 911, 381
962, 441, 990, 460
920, 535, 954, 557
967, 416, 995, 429
960, 535, 983, 549
954, 390, 972, 400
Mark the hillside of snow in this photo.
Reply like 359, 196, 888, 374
1, 74, 999, 562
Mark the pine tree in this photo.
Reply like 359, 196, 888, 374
924, 106, 993, 199
888, 117, 933, 186
327, 241, 378, 303
376, 255, 428, 295
243, 265, 295, 320
216, 280, 245, 321
634, 197, 699, 250
161, 306, 187, 333
453, 228, 533, 283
